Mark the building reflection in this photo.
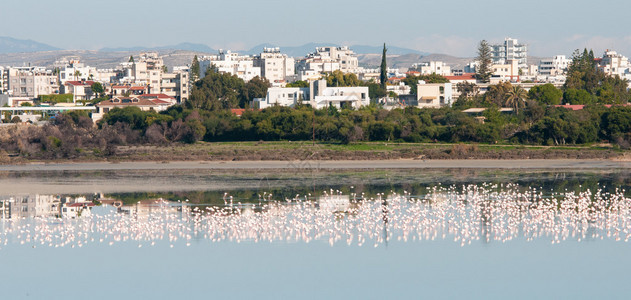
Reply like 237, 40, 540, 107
0, 187, 629, 249
317, 195, 350, 213
0, 195, 94, 219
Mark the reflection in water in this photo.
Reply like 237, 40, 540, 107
0, 195, 94, 219
0, 184, 630, 249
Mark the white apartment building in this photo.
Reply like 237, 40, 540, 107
491, 38, 528, 70
115, 53, 189, 103
296, 46, 359, 77
199, 50, 261, 81
253, 47, 295, 83
412, 61, 452, 76
6, 67, 59, 98
158, 70, 189, 103
58, 60, 98, 84
0, 66, 7, 93
539, 55, 570, 76
0, 195, 61, 219
255, 80, 369, 109
416, 81, 453, 108
597, 50, 631, 79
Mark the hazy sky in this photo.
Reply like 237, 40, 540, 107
3, 0, 631, 57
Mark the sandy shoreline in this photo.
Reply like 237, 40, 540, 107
1, 159, 631, 171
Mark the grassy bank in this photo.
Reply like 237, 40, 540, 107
2, 141, 625, 164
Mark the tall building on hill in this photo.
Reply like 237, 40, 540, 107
491, 38, 528, 69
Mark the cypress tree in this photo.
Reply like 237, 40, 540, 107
380, 43, 387, 90
191, 55, 200, 82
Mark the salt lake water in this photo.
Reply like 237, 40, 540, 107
0, 167, 630, 299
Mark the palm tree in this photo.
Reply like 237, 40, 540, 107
74, 70, 82, 81
504, 86, 527, 114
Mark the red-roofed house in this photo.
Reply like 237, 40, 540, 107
553, 104, 631, 111
553, 104, 585, 111
230, 109, 261, 117
388, 76, 406, 84
231, 109, 246, 117
445, 73, 477, 84
139, 94, 177, 104
92, 96, 174, 121
63, 80, 95, 103
109, 85, 148, 97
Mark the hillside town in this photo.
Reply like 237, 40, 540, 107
2, 37, 630, 124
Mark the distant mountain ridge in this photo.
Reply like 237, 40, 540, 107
242, 43, 428, 57
100, 42, 217, 53
0, 36, 507, 71
0, 36, 427, 57
99, 42, 427, 57
0, 36, 61, 53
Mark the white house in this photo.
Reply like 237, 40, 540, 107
412, 61, 452, 76
255, 80, 369, 109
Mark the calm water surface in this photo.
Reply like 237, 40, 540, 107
0, 168, 630, 299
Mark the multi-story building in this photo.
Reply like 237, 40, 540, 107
491, 38, 528, 70
157, 70, 189, 103
0, 66, 7, 93
539, 55, 570, 76
597, 50, 631, 79
255, 79, 369, 109
0, 195, 61, 219
296, 46, 359, 78
253, 47, 295, 84
199, 50, 261, 81
114, 53, 189, 103
6, 67, 59, 98
490, 60, 520, 82
58, 59, 98, 84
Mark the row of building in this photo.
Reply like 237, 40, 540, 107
0, 52, 189, 104
1, 38, 630, 119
